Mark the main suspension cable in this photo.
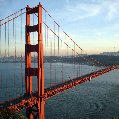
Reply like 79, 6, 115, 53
0, 7, 26, 22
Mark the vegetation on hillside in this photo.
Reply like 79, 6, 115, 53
45, 55, 119, 66
0, 108, 26, 119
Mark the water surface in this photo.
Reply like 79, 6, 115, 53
0, 63, 119, 118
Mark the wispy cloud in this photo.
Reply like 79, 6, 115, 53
102, 0, 119, 21
65, 3, 101, 21
52, 0, 119, 23
53, 1, 101, 22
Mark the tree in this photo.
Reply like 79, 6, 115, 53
0, 108, 26, 119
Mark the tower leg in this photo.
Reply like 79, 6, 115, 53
38, 100, 45, 119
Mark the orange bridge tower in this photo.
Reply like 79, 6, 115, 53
25, 3, 45, 119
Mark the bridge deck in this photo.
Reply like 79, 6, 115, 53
0, 65, 119, 111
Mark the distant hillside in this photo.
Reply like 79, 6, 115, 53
45, 55, 119, 66
0, 55, 119, 66
100, 51, 119, 56
87, 55, 119, 66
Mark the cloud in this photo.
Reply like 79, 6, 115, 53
102, 0, 119, 21
51, 1, 101, 22
52, 0, 119, 23
65, 3, 101, 21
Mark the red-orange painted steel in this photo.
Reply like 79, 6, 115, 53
38, 3, 45, 119
25, 3, 45, 119
26, 5, 34, 119
26, 5, 32, 95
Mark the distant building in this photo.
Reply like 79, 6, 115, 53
100, 51, 119, 56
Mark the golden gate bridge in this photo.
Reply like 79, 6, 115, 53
0, 3, 119, 119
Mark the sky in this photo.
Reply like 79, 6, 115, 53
0, 0, 119, 54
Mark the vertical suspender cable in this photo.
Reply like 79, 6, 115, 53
13, 18, 15, 98
0, 22, 2, 99
74, 43, 75, 77
67, 45, 68, 58
15, 14, 17, 96
80, 50, 82, 76
4, 22, 6, 98
0, 72, 3, 100
13, 18, 14, 39
78, 53, 79, 77
15, 14, 16, 62
78, 52, 80, 77
5, 21, 8, 99
72, 49, 74, 77
67, 44, 68, 64
8, 18, 9, 57
0, 20, 1, 56
13, 18, 14, 52
45, 11, 47, 49
61, 40, 64, 82
57, 25, 59, 83
64, 34, 67, 80
54, 22, 56, 84
44, 11, 46, 57
5, 23, 6, 57
0, 70, 1, 99
0, 70, 1, 89
47, 26, 48, 47
13, 14, 16, 97
7, 19, 10, 99
76, 52, 79, 77
21, 9, 23, 94
0, 73, 1, 99
5, 74, 7, 100
7, 19, 10, 100
65, 44, 67, 63
50, 34, 52, 86
58, 25, 59, 56
54, 22, 55, 58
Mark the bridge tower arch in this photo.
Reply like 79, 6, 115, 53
25, 3, 44, 119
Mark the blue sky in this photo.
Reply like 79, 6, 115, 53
0, 0, 119, 54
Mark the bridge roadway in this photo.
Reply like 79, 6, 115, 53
0, 65, 119, 111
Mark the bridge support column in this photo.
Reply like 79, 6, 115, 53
37, 4, 45, 119
25, 3, 45, 119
